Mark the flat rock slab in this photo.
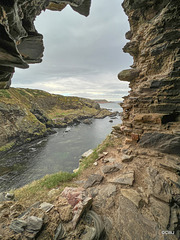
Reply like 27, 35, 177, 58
121, 154, 134, 163
26, 216, 43, 232
103, 157, 116, 163
10, 219, 27, 233
84, 174, 104, 189
82, 149, 94, 158
39, 202, 54, 212
99, 184, 117, 198
108, 171, 134, 186
101, 164, 122, 174
121, 189, 142, 208
159, 159, 180, 173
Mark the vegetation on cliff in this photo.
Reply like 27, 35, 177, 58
0, 88, 113, 155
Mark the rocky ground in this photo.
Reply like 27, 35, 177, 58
0, 132, 179, 239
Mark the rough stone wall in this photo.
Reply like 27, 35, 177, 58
118, 0, 180, 155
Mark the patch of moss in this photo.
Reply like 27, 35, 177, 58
0, 141, 15, 152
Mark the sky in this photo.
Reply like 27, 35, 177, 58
12, 0, 133, 101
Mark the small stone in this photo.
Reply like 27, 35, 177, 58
103, 152, 108, 156
108, 171, 134, 186
102, 164, 122, 174
103, 157, 116, 163
5, 193, 14, 200
93, 162, 98, 166
10, 219, 27, 233
131, 133, 139, 141
73, 167, 79, 173
82, 149, 94, 158
121, 189, 143, 208
121, 154, 134, 163
39, 202, 54, 212
26, 216, 43, 232
84, 174, 104, 189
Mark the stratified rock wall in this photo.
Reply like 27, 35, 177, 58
0, 0, 91, 88
118, 0, 180, 155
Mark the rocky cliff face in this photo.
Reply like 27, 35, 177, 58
118, 0, 180, 156
0, 88, 111, 155
0, 0, 180, 239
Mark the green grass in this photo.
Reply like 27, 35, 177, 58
39, 172, 76, 189
0, 89, 11, 98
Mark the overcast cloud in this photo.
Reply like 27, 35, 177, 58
12, 0, 132, 101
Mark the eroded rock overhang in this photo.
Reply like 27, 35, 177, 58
118, 0, 180, 155
0, 0, 91, 88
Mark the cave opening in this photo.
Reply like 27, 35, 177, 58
12, 0, 132, 102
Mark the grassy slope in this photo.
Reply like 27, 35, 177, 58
0, 88, 111, 153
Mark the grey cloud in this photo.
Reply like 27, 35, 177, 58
12, 0, 132, 101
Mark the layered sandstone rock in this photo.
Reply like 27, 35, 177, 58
118, 0, 180, 156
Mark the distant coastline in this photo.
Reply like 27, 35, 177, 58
93, 99, 110, 104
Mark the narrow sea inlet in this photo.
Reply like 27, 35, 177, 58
0, 103, 121, 191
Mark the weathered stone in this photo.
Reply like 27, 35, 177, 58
108, 171, 134, 186
60, 187, 93, 227
84, 174, 104, 189
159, 159, 180, 173
118, 69, 140, 82
103, 157, 116, 163
115, 196, 164, 240
0, 192, 14, 202
139, 133, 180, 156
121, 189, 143, 208
39, 202, 54, 212
99, 184, 117, 198
10, 219, 27, 233
146, 167, 172, 203
61, 187, 85, 207
5, 193, 14, 200
149, 197, 170, 229
101, 164, 122, 174
81, 149, 94, 158
26, 216, 43, 232
121, 154, 134, 163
